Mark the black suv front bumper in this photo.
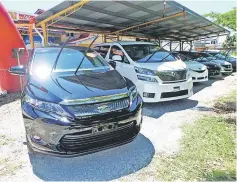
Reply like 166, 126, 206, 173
23, 96, 143, 157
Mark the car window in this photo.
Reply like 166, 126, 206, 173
93, 46, 100, 51
95, 45, 110, 58
110, 45, 129, 64
178, 54, 189, 61
139, 51, 176, 63
123, 44, 158, 62
31, 48, 110, 74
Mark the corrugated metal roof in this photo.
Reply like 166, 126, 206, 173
35, 0, 230, 41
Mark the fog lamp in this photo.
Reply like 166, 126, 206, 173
143, 92, 155, 98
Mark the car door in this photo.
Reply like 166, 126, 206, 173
107, 44, 134, 81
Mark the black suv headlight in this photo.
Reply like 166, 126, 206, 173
24, 95, 70, 117
129, 86, 138, 105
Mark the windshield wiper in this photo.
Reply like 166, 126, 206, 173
74, 35, 98, 75
144, 42, 170, 63
159, 43, 179, 62
51, 36, 72, 73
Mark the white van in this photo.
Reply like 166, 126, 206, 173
94, 42, 193, 103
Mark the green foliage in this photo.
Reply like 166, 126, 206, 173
154, 116, 236, 181
204, 8, 236, 31
217, 90, 236, 104
222, 34, 236, 48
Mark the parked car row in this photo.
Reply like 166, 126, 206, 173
8, 41, 235, 157
94, 41, 235, 103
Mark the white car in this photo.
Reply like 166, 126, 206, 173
173, 52, 208, 82
94, 42, 193, 103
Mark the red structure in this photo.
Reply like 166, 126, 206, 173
0, 2, 27, 92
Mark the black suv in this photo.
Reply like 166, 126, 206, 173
9, 46, 142, 156
179, 51, 221, 76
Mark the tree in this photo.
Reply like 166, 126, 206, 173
205, 8, 236, 48
204, 8, 236, 31
222, 34, 236, 48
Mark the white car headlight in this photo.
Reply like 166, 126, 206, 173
202, 65, 207, 70
129, 86, 138, 105
137, 75, 157, 82
134, 66, 157, 76
25, 95, 69, 117
187, 70, 191, 77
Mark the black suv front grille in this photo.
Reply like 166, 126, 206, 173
59, 121, 138, 152
67, 98, 129, 117
157, 70, 187, 82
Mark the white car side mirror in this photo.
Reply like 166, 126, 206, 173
112, 55, 122, 61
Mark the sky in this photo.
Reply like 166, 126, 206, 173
1, 0, 236, 15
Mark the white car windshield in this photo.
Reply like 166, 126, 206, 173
122, 44, 176, 62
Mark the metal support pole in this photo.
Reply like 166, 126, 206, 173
179, 41, 181, 51
33, 24, 44, 47
190, 41, 193, 51
103, 34, 107, 43
29, 25, 34, 49
181, 41, 184, 50
41, 23, 48, 47
158, 39, 161, 47
170, 41, 172, 51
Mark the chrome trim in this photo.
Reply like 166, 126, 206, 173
60, 92, 129, 105
67, 99, 129, 117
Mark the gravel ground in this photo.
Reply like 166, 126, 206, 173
0, 73, 236, 181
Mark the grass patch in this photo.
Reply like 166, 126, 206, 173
214, 90, 236, 112
154, 116, 236, 181
0, 135, 15, 146
217, 90, 236, 104
0, 158, 24, 177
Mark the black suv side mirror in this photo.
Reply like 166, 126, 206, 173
109, 61, 116, 69
9, 65, 27, 76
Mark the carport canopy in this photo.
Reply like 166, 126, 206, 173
35, 0, 230, 42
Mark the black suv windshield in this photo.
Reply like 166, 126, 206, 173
31, 47, 110, 74
122, 44, 176, 62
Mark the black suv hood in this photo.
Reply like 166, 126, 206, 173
27, 70, 129, 102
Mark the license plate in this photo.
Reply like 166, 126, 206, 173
92, 123, 117, 134
173, 86, 180, 92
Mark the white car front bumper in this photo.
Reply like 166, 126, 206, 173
136, 77, 193, 103
190, 69, 208, 83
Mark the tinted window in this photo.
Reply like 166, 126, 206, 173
31, 48, 110, 74
123, 44, 159, 62
110, 45, 129, 63
95, 46, 110, 58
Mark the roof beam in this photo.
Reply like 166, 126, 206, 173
47, 21, 112, 33
65, 14, 127, 28
36, 0, 91, 26
110, 12, 184, 35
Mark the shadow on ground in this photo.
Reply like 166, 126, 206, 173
0, 92, 21, 107
29, 134, 154, 181
143, 99, 198, 119
193, 75, 223, 94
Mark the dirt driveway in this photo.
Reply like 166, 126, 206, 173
0, 73, 236, 181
